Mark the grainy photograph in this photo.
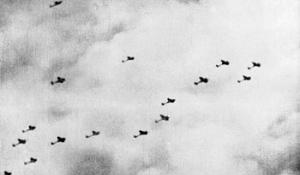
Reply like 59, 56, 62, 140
0, 0, 299, 175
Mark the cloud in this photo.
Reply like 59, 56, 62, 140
0, 0, 299, 175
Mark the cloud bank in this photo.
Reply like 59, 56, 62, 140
0, 0, 299, 175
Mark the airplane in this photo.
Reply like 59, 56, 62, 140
122, 56, 135, 63
24, 157, 37, 165
161, 98, 176, 106
133, 130, 148, 138
50, 136, 66, 145
248, 61, 261, 70
155, 114, 170, 123
4, 171, 12, 175
49, 1, 63, 8
237, 75, 251, 83
194, 76, 209, 85
85, 131, 100, 138
50, 76, 65, 85
216, 59, 230, 68
12, 139, 26, 147
22, 125, 36, 133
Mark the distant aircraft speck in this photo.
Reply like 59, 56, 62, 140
49, 1, 63, 8
216, 59, 230, 68
133, 130, 148, 138
122, 56, 135, 63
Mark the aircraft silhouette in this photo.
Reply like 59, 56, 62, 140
50, 76, 65, 85
50, 136, 66, 145
237, 75, 251, 83
49, 1, 63, 8
122, 56, 135, 63
194, 76, 209, 85
216, 60, 230, 68
24, 157, 37, 165
4, 171, 12, 175
155, 114, 170, 123
248, 62, 261, 70
85, 131, 100, 138
22, 125, 36, 133
12, 139, 26, 147
161, 98, 176, 106
133, 130, 148, 138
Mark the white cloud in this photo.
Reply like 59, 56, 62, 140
0, 0, 299, 175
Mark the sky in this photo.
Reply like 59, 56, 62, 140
0, 0, 299, 175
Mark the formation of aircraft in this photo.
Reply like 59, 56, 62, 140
7, 127, 102, 173
3, 53, 262, 173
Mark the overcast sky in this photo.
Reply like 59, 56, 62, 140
0, 0, 299, 175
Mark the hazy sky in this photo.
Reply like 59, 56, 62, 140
0, 0, 299, 175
